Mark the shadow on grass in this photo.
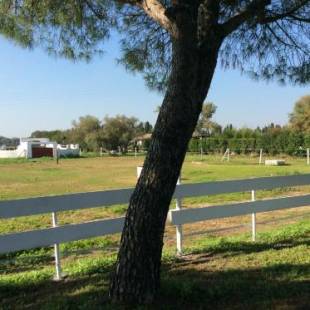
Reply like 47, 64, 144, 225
0, 253, 54, 274
1, 262, 309, 309
161, 263, 310, 310
183, 235, 310, 263
1, 228, 309, 309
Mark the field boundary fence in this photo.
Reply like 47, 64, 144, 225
1, 174, 310, 279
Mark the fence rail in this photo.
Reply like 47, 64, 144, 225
0, 217, 125, 254
1, 174, 310, 279
169, 194, 310, 225
1, 174, 309, 219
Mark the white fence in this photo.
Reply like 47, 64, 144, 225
1, 174, 310, 279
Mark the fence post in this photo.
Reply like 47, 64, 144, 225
175, 177, 183, 256
137, 166, 143, 178
251, 190, 256, 242
52, 212, 62, 280
136, 168, 183, 254
307, 148, 310, 165
222, 148, 230, 162
259, 149, 263, 165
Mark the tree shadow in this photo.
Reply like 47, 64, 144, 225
1, 234, 309, 309
184, 235, 310, 262
2, 263, 309, 309
0, 253, 54, 274
159, 263, 310, 310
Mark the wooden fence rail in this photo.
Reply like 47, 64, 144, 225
1, 174, 310, 279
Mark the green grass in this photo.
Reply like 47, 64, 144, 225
1, 220, 309, 309
0, 154, 309, 200
0, 154, 309, 308
0, 154, 309, 253
0, 154, 308, 234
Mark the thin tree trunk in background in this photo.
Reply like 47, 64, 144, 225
110, 11, 222, 303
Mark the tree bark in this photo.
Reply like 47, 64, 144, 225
109, 9, 222, 304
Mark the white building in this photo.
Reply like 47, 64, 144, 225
57, 143, 80, 158
0, 138, 80, 159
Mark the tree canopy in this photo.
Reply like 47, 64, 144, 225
1, 1, 309, 91
101, 115, 138, 151
289, 95, 310, 133
194, 102, 218, 136
1, 0, 310, 304
30, 114, 153, 151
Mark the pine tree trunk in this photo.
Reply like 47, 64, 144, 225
110, 12, 222, 304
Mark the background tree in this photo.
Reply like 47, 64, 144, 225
1, 0, 309, 304
194, 102, 218, 136
31, 130, 70, 144
0, 136, 19, 148
71, 115, 102, 151
289, 95, 310, 133
101, 115, 139, 152
136, 121, 153, 135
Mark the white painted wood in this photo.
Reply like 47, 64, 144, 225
137, 166, 143, 178
173, 174, 310, 199
222, 148, 230, 161
0, 217, 125, 254
251, 190, 256, 242
259, 149, 263, 165
1, 174, 310, 219
175, 177, 182, 255
265, 160, 286, 166
52, 212, 62, 281
307, 148, 310, 165
1, 174, 310, 255
0, 188, 134, 219
169, 194, 310, 225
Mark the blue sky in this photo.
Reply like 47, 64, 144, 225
0, 35, 308, 138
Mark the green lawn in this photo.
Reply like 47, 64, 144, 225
0, 154, 309, 235
1, 220, 309, 309
0, 154, 309, 200
0, 154, 309, 308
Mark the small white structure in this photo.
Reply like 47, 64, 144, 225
265, 159, 286, 166
134, 133, 152, 147
0, 138, 79, 159
57, 144, 80, 158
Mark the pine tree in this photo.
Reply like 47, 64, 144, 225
1, 0, 309, 304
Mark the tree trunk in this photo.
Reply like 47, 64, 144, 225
110, 12, 222, 304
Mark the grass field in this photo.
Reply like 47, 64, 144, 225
0, 154, 309, 200
0, 154, 309, 234
0, 154, 309, 308
1, 221, 309, 309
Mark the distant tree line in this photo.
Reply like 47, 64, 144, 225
2, 95, 309, 156
0, 136, 19, 148
189, 124, 310, 156
31, 115, 153, 152
189, 96, 310, 156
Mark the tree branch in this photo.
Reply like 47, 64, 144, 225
221, 0, 271, 35
84, 0, 107, 19
288, 14, 310, 23
118, 0, 178, 36
259, 0, 309, 24
221, 0, 309, 36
